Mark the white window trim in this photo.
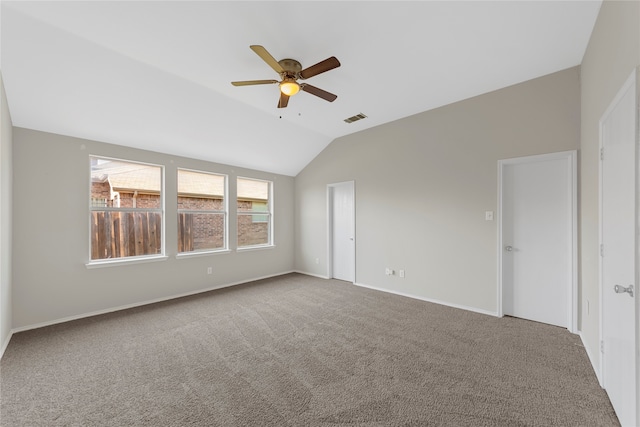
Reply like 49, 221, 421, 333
177, 168, 229, 254
176, 248, 232, 259
88, 155, 165, 263
86, 255, 168, 269
237, 176, 274, 248
237, 244, 276, 252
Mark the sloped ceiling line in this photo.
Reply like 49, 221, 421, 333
1, 1, 602, 176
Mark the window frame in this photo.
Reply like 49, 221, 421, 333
176, 168, 229, 256
237, 176, 274, 250
86, 155, 166, 267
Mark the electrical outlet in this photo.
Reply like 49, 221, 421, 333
207, 267, 212, 275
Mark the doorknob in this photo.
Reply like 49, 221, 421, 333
505, 245, 513, 252
614, 284, 634, 297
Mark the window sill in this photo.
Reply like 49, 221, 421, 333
237, 244, 275, 253
176, 249, 231, 259
85, 255, 168, 269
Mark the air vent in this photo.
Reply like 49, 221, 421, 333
344, 113, 367, 124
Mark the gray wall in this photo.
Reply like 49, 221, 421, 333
295, 67, 580, 314
0, 72, 13, 353
12, 128, 295, 329
579, 0, 640, 373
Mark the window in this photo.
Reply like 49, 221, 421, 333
237, 177, 272, 248
251, 201, 268, 223
177, 169, 227, 253
90, 156, 163, 261
90, 197, 107, 208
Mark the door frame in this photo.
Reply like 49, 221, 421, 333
598, 68, 639, 413
327, 181, 356, 282
497, 150, 578, 333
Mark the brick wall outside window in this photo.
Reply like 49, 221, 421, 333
91, 182, 266, 249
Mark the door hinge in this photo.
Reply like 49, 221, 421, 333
600, 244, 604, 257
600, 340, 605, 354
600, 147, 604, 160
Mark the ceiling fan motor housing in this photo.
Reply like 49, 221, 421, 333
278, 59, 302, 79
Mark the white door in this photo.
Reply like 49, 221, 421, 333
329, 181, 355, 282
600, 70, 637, 427
499, 151, 576, 330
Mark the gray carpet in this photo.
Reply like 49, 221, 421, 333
0, 273, 618, 426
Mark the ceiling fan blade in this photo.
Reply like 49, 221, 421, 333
231, 79, 279, 86
278, 92, 290, 109
300, 56, 340, 79
301, 84, 337, 102
250, 45, 284, 74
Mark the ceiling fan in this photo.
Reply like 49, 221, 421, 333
231, 45, 341, 109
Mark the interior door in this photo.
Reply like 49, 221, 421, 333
500, 151, 576, 329
330, 181, 355, 282
600, 70, 637, 427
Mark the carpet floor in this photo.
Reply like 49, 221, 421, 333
0, 273, 618, 426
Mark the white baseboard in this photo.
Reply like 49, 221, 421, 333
0, 330, 13, 360
11, 270, 295, 335
353, 281, 499, 318
294, 270, 330, 280
579, 330, 603, 387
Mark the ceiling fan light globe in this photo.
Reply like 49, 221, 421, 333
280, 80, 300, 96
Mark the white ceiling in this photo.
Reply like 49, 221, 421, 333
1, 1, 601, 176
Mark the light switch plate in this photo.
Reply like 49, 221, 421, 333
485, 211, 494, 221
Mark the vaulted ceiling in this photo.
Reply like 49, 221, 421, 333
1, 1, 602, 176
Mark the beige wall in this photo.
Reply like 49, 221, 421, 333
8, 2, 638, 365
0, 72, 13, 354
11, 128, 295, 329
295, 67, 580, 314
579, 0, 640, 373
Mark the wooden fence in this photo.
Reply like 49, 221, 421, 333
91, 211, 162, 260
177, 212, 225, 252
178, 212, 194, 253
